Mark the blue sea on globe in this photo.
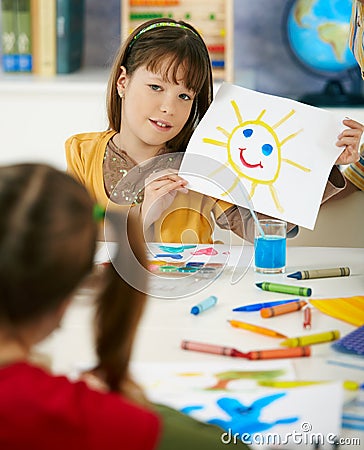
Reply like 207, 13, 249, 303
287, 0, 358, 74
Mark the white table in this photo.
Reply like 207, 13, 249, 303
40, 244, 364, 377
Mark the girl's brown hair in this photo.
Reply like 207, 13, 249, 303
107, 18, 213, 152
0, 164, 97, 324
93, 211, 148, 397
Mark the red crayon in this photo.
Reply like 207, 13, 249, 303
303, 307, 312, 330
181, 340, 311, 360
181, 340, 244, 358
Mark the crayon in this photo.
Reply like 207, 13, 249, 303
303, 307, 312, 330
228, 320, 287, 338
181, 340, 244, 357
260, 300, 307, 318
181, 340, 310, 360
287, 267, 350, 280
256, 282, 312, 297
233, 299, 299, 312
245, 346, 311, 360
190, 295, 217, 315
280, 330, 340, 347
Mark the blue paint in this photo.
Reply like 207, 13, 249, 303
182, 394, 298, 435
254, 235, 286, 270
158, 244, 197, 253
155, 253, 183, 260
262, 143, 273, 156
243, 128, 253, 137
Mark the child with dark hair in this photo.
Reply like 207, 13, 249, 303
66, 18, 362, 243
0, 163, 248, 449
0, 163, 160, 450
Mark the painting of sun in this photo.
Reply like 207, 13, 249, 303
179, 83, 343, 229
204, 101, 311, 213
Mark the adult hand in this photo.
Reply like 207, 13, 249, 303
141, 169, 188, 229
335, 118, 364, 165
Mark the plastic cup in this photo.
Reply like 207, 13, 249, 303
254, 219, 287, 274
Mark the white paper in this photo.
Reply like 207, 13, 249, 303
179, 83, 344, 230
133, 361, 343, 450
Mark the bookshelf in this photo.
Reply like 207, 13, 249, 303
121, 0, 234, 82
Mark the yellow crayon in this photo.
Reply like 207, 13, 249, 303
280, 330, 340, 347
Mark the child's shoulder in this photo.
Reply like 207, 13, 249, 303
66, 130, 116, 146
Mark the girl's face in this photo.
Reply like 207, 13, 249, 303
117, 61, 196, 153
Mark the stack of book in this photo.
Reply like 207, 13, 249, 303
1, 0, 84, 75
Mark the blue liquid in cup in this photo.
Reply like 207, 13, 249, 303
254, 235, 286, 271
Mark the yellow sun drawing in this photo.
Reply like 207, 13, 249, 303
203, 100, 311, 212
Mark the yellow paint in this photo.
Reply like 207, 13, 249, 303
204, 101, 311, 212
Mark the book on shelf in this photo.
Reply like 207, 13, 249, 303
16, 0, 32, 72
31, 0, 57, 75
56, 0, 84, 74
1, 0, 32, 72
1, 0, 85, 75
1, 0, 17, 71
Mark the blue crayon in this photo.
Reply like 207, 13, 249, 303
191, 296, 218, 315
233, 299, 300, 312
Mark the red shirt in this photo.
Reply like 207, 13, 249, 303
0, 362, 160, 450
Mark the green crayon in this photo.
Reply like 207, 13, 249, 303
256, 282, 312, 297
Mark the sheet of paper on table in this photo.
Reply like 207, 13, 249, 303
132, 361, 343, 450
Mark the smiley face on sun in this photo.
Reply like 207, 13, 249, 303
203, 100, 311, 212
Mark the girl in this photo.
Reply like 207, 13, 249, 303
0, 163, 247, 450
0, 163, 160, 449
66, 18, 363, 244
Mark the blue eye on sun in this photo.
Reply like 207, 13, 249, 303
262, 143, 273, 156
243, 128, 253, 138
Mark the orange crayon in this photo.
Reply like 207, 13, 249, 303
181, 340, 311, 361
260, 300, 307, 318
246, 346, 311, 360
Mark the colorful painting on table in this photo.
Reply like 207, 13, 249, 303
132, 361, 343, 449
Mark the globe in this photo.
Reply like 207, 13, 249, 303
285, 0, 364, 106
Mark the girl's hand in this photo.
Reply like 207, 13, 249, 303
335, 118, 364, 165
141, 169, 188, 229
